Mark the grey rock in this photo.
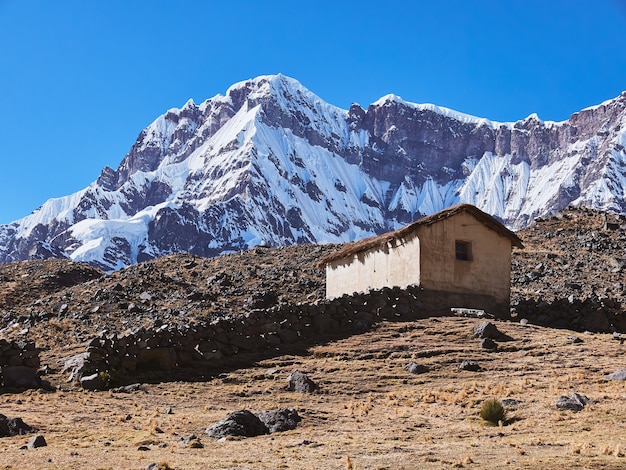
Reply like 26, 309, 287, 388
2, 366, 41, 389
61, 352, 90, 382
80, 373, 105, 391
480, 337, 498, 350
556, 392, 591, 412
287, 370, 317, 393
205, 410, 268, 438
459, 361, 481, 371
27, 435, 47, 449
473, 321, 512, 341
501, 399, 522, 408
256, 408, 301, 433
181, 434, 198, 445
111, 383, 144, 393
606, 369, 626, 380
404, 362, 429, 374
0, 414, 34, 437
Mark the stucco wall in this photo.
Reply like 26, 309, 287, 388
326, 233, 420, 298
415, 212, 512, 305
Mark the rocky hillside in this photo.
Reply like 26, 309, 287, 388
0, 207, 624, 349
1, 75, 625, 270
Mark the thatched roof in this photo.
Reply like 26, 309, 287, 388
319, 204, 524, 266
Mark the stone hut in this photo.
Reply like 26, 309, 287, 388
320, 204, 524, 317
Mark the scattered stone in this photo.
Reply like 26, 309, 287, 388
181, 434, 198, 446
165, 406, 173, 414
0, 414, 35, 437
186, 438, 204, 449
39, 364, 55, 375
2, 366, 41, 389
111, 383, 144, 393
287, 370, 317, 393
519, 318, 529, 325
256, 408, 301, 433
459, 361, 481, 372
472, 321, 512, 341
451, 308, 492, 318
205, 410, 268, 438
556, 392, 591, 412
80, 373, 105, 391
605, 369, 626, 380
137, 445, 151, 451
404, 362, 429, 374
61, 352, 90, 382
480, 338, 498, 350
568, 336, 583, 344
27, 435, 47, 449
501, 399, 522, 408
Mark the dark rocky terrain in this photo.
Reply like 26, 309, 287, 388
0, 206, 625, 350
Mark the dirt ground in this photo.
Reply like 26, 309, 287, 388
1, 316, 625, 469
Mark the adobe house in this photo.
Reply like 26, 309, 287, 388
319, 204, 524, 317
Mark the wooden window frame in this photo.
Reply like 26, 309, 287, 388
455, 240, 472, 261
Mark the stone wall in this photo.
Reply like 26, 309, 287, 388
76, 284, 445, 382
70, 284, 625, 387
0, 339, 40, 389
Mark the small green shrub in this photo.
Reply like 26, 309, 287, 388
480, 398, 505, 425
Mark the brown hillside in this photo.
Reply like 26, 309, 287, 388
0, 208, 625, 469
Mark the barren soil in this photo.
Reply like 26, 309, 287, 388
2, 317, 626, 469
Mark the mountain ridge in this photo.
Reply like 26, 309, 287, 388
1, 75, 625, 270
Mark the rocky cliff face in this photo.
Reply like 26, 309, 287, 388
1, 75, 625, 270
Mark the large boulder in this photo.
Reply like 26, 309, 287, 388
62, 352, 90, 382
287, 370, 317, 393
606, 369, 626, 380
0, 414, 34, 437
80, 373, 106, 391
556, 392, 591, 412
205, 410, 268, 438
256, 408, 301, 433
472, 321, 513, 341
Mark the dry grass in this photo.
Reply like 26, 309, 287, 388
1, 317, 626, 469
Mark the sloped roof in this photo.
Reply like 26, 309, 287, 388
320, 204, 524, 266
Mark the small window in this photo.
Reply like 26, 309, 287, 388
455, 240, 472, 261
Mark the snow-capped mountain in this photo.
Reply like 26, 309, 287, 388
1, 74, 625, 270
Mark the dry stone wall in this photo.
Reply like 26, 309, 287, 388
71, 283, 625, 386
0, 339, 40, 389
77, 284, 444, 382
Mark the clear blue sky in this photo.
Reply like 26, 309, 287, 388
1, 0, 625, 224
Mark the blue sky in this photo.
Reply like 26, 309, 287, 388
1, 0, 625, 224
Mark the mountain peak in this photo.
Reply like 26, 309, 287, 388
1, 77, 626, 270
